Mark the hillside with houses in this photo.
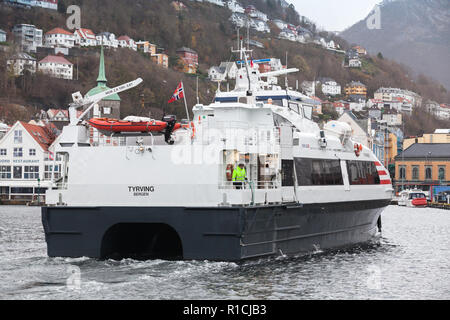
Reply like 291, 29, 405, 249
0, 0, 449, 138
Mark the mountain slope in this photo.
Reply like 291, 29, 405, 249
341, 0, 450, 89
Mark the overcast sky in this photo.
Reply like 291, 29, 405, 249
289, 0, 383, 32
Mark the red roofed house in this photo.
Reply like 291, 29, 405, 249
74, 28, 97, 47
38, 55, 73, 80
0, 121, 59, 203
44, 27, 75, 48
117, 35, 137, 51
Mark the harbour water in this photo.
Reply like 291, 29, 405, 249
0, 205, 449, 300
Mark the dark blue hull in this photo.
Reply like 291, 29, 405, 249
41, 200, 389, 261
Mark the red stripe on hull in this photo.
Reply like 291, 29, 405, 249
380, 180, 391, 185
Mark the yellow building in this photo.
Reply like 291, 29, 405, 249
404, 129, 450, 150
151, 53, 169, 68
345, 81, 367, 98
136, 41, 157, 55
384, 133, 398, 167
394, 143, 449, 196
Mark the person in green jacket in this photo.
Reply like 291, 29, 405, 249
232, 163, 247, 189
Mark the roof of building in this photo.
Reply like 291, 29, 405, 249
117, 35, 131, 41
396, 143, 450, 159
347, 81, 366, 87
39, 55, 73, 65
0, 29, 6, 34
48, 109, 69, 118
46, 27, 73, 36
19, 121, 55, 151
75, 28, 96, 38
176, 47, 197, 54
9, 52, 36, 61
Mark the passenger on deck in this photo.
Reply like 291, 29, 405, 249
232, 163, 247, 189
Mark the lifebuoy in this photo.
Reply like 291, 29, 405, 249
226, 164, 234, 182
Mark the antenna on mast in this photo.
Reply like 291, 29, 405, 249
196, 76, 199, 105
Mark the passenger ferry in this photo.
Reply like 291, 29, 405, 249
42, 45, 393, 261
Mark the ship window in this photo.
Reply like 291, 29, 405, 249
295, 158, 344, 186
303, 105, 312, 120
347, 161, 381, 185
288, 102, 299, 114
281, 160, 294, 186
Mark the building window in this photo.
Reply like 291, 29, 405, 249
399, 166, 406, 179
438, 167, 446, 181
0, 166, 11, 179
44, 165, 61, 180
412, 166, 419, 180
13, 148, 23, 158
103, 107, 112, 115
425, 167, 432, 180
24, 166, 39, 179
0, 149, 6, 156
14, 130, 23, 144
29, 149, 36, 156
13, 166, 22, 179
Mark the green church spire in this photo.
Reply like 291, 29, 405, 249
96, 45, 107, 84
86, 46, 121, 101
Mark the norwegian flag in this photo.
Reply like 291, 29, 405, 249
168, 82, 184, 103
48, 151, 54, 161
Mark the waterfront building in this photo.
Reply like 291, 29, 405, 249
12, 24, 43, 53
44, 28, 75, 48
151, 53, 169, 68
321, 79, 341, 96
136, 41, 157, 55
403, 129, 450, 150
38, 55, 73, 80
382, 109, 402, 126
394, 143, 450, 196
0, 121, 58, 203
352, 45, 367, 55
117, 36, 137, 51
74, 28, 97, 47
345, 81, 367, 100
3, 0, 57, 10
374, 87, 422, 108
226, 1, 245, 13
176, 47, 198, 74
96, 32, 119, 48
7, 52, 36, 76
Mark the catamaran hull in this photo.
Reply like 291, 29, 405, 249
41, 199, 389, 261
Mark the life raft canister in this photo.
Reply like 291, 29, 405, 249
354, 143, 363, 157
